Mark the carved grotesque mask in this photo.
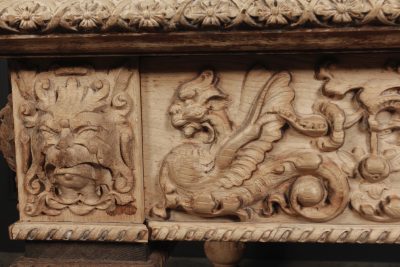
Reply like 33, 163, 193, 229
16, 65, 136, 217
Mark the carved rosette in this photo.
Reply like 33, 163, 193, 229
0, 0, 398, 33
12, 62, 138, 218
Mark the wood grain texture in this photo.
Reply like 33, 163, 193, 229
11, 58, 144, 224
0, 28, 400, 56
142, 54, 400, 229
3, 48, 400, 252
204, 241, 245, 267
0, 0, 397, 56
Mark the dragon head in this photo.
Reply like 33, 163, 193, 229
169, 70, 230, 141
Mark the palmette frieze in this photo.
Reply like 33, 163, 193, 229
0, 0, 398, 34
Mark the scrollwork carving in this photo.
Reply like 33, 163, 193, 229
151, 59, 400, 224
318, 60, 400, 222
152, 67, 350, 222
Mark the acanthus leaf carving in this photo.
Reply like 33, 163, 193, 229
13, 62, 137, 217
150, 57, 400, 223
152, 66, 350, 222
317, 59, 400, 222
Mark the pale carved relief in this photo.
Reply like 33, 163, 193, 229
152, 67, 350, 222
0, 0, 399, 34
152, 60, 400, 223
317, 61, 400, 222
13, 62, 137, 217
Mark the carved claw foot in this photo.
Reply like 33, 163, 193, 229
204, 241, 245, 267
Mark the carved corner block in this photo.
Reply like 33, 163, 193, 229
142, 55, 400, 244
9, 59, 145, 242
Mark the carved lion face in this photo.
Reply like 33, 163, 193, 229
18, 65, 135, 216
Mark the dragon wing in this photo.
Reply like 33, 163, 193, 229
215, 70, 295, 188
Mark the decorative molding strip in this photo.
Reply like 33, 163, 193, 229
0, 0, 398, 34
9, 221, 148, 243
148, 221, 400, 244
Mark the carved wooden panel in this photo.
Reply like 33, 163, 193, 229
10, 58, 145, 235
142, 54, 400, 243
6, 53, 400, 245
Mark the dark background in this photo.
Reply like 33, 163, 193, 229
0, 60, 400, 265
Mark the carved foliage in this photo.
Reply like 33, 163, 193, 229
153, 60, 400, 223
152, 67, 350, 222
317, 61, 400, 222
0, 0, 399, 33
13, 63, 137, 217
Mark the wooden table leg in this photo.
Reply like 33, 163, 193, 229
204, 241, 245, 267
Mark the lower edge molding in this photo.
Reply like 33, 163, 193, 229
148, 221, 400, 244
9, 221, 148, 243
11, 220, 400, 244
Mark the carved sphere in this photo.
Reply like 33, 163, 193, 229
292, 176, 325, 207
359, 155, 390, 183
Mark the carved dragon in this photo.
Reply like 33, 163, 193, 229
152, 66, 350, 222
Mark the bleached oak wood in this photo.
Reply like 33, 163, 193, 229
142, 54, 400, 227
10, 58, 144, 225
0, 2, 399, 265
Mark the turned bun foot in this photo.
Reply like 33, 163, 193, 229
204, 241, 245, 267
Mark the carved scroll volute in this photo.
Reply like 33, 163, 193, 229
316, 60, 400, 222
10, 60, 144, 223
152, 66, 350, 222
